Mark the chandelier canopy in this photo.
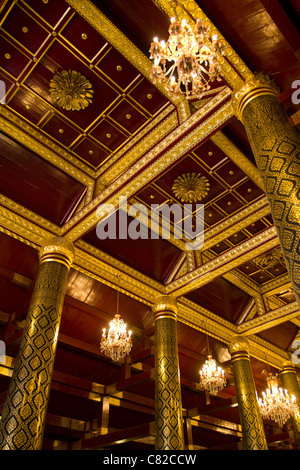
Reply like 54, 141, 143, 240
100, 277, 132, 362
149, 7, 225, 100
258, 373, 298, 427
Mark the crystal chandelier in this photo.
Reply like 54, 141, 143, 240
149, 2, 225, 100
199, 354, 226, 394
258, 373, 298, 427
100, 277, 132, 362
199, 321, 226, 394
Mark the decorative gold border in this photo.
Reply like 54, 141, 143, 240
166, 226, 279, 297
62, 89, 233, 241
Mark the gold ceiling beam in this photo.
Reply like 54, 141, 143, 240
203, 196, 270, 251
0, 207, 292, 369
166, 226, 279, 297
62, 89, 232, 242
65, 0, 191, 122
237, 301, 300, 336
177, 297, 290, 369
0, 109, 95, 203
210, 131, 265, 190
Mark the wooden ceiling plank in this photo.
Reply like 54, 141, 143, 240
188, 397, 238, 417
74, 421, 155, 450
106, 368, 154, 394
260, 0, 300, 59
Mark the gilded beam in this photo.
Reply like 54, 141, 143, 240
166, 226, 279, 297
0, 109, 95, 201
62, 90, 232, 241
0, 204, 293, 369
65, 0, 190, 121
203, 196, 270, 251
210, 131, 265, 190
237, 301, 300, 335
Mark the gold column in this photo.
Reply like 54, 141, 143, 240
232, 73, 300, 305
279, 361, 300, 448
153, 295, 184, 450
229, 335, 268, 450
0, 237, 74, 450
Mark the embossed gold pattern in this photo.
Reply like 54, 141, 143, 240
233, 74, 300, 306
231, 73, 280, 122
0, 241, 73, 449
172, 173, 210, 202
229, 336, 268, 450
49, 70, 94, 111
280, 362, 300, 447
153, 296, 184, 450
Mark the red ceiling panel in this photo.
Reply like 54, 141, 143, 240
0, 133, 86, 225
185, 277, 252, 324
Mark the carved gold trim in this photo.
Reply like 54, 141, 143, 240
0, 106, 96, 181
166, 227, 279, 297
203, 197, 270, 251
0, 110, 95, 202
237, 301, 300, 335
210, 131, 265, 190
65, 0, 189, 117
95, 109, 178, 191
75, 240, 165, 303
0, 194, 61, 236
231, 73, 280, 122
63, 90, 233, 241
40, 236, 75, 269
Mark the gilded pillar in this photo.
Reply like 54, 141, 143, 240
279, 361, 300, 448
232, 73, 300, 305
153, 296, 184, 450
0, 237, 74, 450
229, 335, 268, 450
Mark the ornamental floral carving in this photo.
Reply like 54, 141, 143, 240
254, 247, 284, 269
172, 173, 210, 203
49, 70, 94, 111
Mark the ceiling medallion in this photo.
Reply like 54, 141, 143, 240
254, 247, 284, 269
172, 173, 210, 203
149, 1, 225, 99
49, 69, 94, 111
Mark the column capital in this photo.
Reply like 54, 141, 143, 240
231, 73, 280, 122
280, 360, 297, 375
153, 295, 178, 321
39, 236, 75, 269
229, 335, 250, 358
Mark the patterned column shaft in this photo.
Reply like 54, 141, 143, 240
229, 335, 268, 450
280, 361, 300, 448
232, 74, 300, 305
153, 296, 184, 450
0, 237, 74, 450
